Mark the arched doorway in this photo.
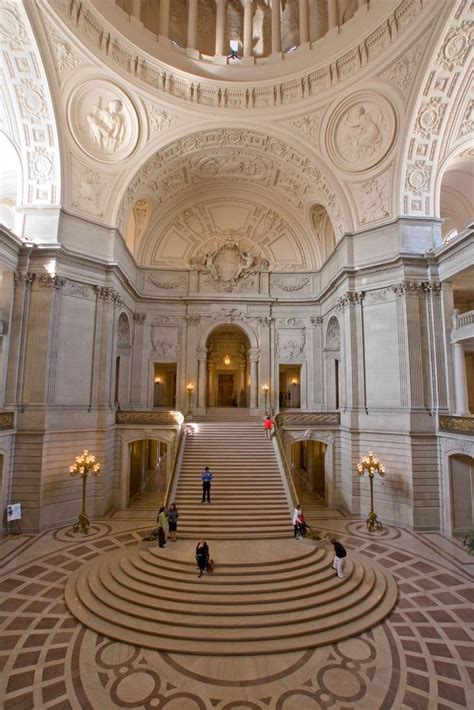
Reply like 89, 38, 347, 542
206, 325, 250, 407
129, 439, 168, 501
449, 454, 474, 536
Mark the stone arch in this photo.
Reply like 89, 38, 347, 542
112, 125, 353, 251
0, 2, 61, 241
309, 203, 336, 266
399, 1, 471, 220
434, 144, 474, 241
198, 318, 258, 353
118, 429, 176, 509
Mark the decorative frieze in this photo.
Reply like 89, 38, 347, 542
391, 281, 423, 297
133, 313, 146, 324
439, 416, 474, 436
0, 412, 15, 430
276, 412, 340, 427
116, 411, 180, 426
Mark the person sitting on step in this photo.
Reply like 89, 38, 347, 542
196, 540, 210, 578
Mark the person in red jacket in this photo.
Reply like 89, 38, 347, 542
263, 416, 274, 439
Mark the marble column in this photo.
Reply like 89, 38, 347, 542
453, 342, 470, 415
130, 0, 141, 18
197, 349, 207, 409
243, 0, 253, 57
215, 0, 227, 56
187, 0, 199, 50
159, 0, 170, 38
299, 0, 309, 43
327, 0, 338, 30
249, 350, 258, 409
271, 0, 281, 53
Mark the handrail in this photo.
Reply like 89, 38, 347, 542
273, 419, 299, 508
162, 423, 186, 508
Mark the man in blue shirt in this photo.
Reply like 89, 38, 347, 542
201, 466, 213, 503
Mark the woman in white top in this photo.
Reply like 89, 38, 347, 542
292, 504, 302, 539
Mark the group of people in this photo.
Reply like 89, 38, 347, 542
293, 504, 347, 578
156, 503, 179, 548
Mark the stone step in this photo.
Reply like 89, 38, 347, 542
65, 542, 397, 655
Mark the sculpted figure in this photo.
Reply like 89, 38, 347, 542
235, 250, 254, 280
342, 106, 382, 160
204, 252, 218, 280
86, 99, 125, 152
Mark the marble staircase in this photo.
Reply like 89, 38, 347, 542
173, 416, 293, 539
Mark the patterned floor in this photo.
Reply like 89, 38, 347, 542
1, 511, 473, 709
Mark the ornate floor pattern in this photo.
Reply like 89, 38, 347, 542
1, 515, 473, 709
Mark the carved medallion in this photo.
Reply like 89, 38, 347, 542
67, 81, 139, 163
327, 92, 396, 172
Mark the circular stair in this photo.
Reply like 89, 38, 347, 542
65, 539, 397, 655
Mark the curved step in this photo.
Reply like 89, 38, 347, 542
65, 540, 397, 656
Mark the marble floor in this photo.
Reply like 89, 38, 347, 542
1, 506, 473, 710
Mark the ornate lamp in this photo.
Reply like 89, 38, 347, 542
262, 384, 269, 415
357, 451, 385, 532
186, 382, 194, 416
69, 449, 101, 534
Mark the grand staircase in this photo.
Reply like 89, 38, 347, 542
174, 410, 293, 539
65, 410, 398, 654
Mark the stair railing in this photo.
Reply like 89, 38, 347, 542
163, 419, 186, 508
273, 419, 299, 507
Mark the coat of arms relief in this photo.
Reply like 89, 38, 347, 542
191, 238, 269, 293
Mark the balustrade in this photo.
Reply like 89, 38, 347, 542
121, 1, 372, 64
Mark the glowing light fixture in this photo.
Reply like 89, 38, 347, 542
224, 354, 231, 366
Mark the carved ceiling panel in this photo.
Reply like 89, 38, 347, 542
140, 197, 314, 272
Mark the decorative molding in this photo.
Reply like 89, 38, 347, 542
0, 412, 15, 430
439, 416, 474, 436
116, 411, 180, 426
147, 275, 187, 290
272, 277, 311, 293
276, 412, 341, 427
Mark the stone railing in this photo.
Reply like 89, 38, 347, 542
452, 309, 474, 329
276, 412, 340, 427
116, 410, 184, 426
0, 412, 15, 431
439, 416, 474, 436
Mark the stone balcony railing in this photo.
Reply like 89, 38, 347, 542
451, 309, 474, 342
0, 412, 15, 431
116, 410, 184, 426
439, 415, 474, 436
276, 412, 340, 427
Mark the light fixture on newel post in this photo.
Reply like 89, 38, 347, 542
262, 384, 269, 415
69, 449, 101, 534
357, 451, 385, 532
186, 382, 194, 416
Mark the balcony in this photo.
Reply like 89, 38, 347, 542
439, 416, 474, 436
451, 309, 474, 343
116, 411, 183, 426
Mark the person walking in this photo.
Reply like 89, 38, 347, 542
168, 503, 179, 542
330, 537, 347, 578
264, 416, 274, 439
201, 466, 213, 503
196, 540, 210, 578
157, 505, 168, 548
292, 504, 307, 539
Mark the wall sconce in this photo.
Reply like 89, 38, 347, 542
186, 382, 194, 416
224, 354, 231, 366
155, 376, 161, 384
262, 384, 269, 415
291, 378, 298, 385
357, 450, 386, 532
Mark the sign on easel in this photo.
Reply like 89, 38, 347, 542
6, 503, 22, 534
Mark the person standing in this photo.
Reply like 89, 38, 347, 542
157, 505, 168, 548
201, 466, 213, 503
196, 540, 210, 578
168, 503, 179, 542
264, 416, 274, 439
330, 537, 347, 578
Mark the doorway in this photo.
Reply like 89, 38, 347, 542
128, 439, 168, 502
291, 440, 327, 503
279, 365, 301, 409
450, 454, 474, 536
206, 325, 249, 407
153, 363, 177, 408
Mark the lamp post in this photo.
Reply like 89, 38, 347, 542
69, 449, 101, 534
262, 384, 269, 415
357, 450, 385, 532
186, 382, 194, 416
